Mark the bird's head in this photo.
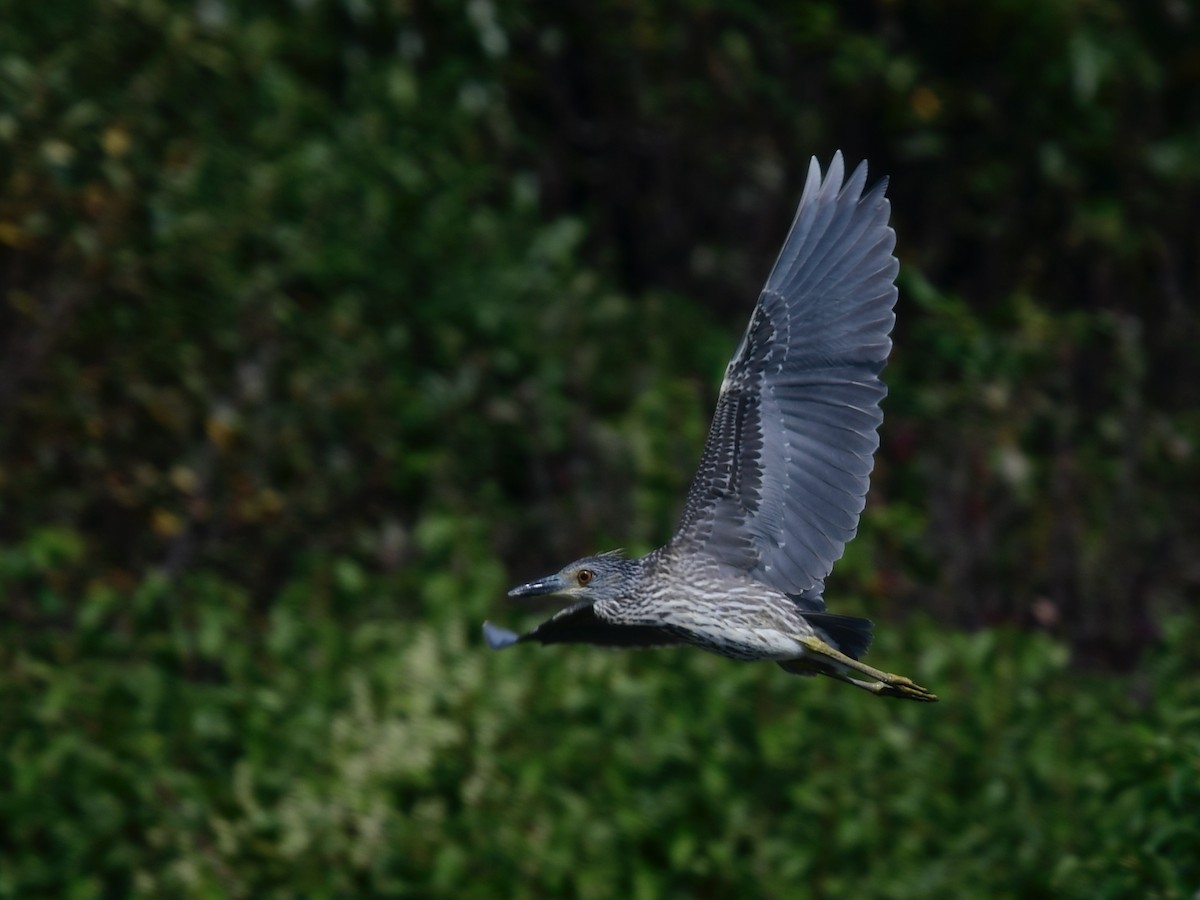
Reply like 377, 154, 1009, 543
507, 551, 637, 605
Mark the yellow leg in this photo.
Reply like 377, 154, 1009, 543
798, 636, 939, 703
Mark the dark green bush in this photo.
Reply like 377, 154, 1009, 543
4, 565, 1198, 896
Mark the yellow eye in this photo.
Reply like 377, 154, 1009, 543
577, 569, 593, 586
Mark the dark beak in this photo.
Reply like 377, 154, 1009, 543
507, 574, 568, 598
487, 574, 571, 651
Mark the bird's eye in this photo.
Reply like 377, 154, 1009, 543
577, 569, 593, 586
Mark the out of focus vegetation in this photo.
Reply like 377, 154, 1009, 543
2, 1, 1198, 896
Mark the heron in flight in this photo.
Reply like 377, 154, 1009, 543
484, 152, 936, 702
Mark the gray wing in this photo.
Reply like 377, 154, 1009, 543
670, 152, 898, 596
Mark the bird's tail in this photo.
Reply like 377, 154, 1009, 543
798, 612, 874, 660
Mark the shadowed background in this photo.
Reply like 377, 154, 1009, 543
1, 1, 1198, 897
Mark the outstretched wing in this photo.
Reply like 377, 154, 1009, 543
483, 603, 685, 650
671, 152, 898, 595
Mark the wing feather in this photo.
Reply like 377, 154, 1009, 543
671, 152, 898, 594
510, 602, 685, 649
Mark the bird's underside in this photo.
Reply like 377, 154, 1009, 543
485, 152, 938, 703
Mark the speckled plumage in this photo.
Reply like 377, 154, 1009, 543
484, 153, 937, 702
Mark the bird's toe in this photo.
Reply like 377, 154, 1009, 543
880, 673, 939, 702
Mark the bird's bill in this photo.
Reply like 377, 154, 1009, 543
506, 574, 568, 598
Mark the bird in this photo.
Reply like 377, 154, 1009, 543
483, 152, 937, 702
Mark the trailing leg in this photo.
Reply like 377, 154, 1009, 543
779, 636, 938, 702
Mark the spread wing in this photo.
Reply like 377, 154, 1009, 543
483, 604, 685, 650
670, 152, 898, 595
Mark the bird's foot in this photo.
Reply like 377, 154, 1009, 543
800, 636, 939, 703
869, 673, 939, 703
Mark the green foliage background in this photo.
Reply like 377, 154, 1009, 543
2, 1, 1198, 896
